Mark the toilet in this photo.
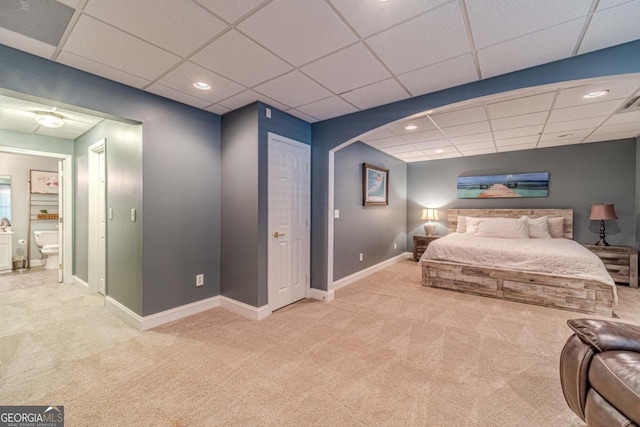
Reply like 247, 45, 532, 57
33, 230, 59, 269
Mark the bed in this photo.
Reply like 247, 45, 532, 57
420, 209, 616, 317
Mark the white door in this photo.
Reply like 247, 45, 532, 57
268, 133, 310, 311
89, 140, 107, 295
57, 160, 64, 283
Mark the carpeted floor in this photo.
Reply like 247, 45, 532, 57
2, 261, 639, 426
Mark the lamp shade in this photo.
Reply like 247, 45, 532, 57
589, 204, 618, 220
421, 208, 439, 221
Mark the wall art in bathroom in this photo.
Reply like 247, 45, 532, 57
30, 170, 59, 194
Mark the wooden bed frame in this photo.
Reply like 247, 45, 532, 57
421, 209, 614, 317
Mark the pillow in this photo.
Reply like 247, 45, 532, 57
548, 217, 564, 238
525, 216, 551, 238
465, 216, 481, 235
456, 216, 468, 233
472, 217, 530, 239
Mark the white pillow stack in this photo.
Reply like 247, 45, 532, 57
466, 216, 530, 239
525, 216, 552, 238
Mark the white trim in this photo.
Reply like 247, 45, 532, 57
73, 275, 89, 288
105, 294, 274, 330
221, 296, 271, 321
30, 258, 45, 267
310, 288, 335, 302
88, 139, 106, 295
332, 252, 411, 291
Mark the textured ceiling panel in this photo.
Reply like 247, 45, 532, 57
0, 0, 74, 45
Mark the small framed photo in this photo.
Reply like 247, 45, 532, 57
30, 170, 59, 194
362, 163, 389, 206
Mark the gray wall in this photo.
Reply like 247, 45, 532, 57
407, 139, 636, 247
0, 151, 59, 261
74, 120, 143, 312
221, 103, 311, 307
0, 44, 221, 316
334, 142, 407, 281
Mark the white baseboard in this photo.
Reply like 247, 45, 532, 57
105, 294, 273, 330
220, 296, 271, 320
73, 275, 89, 288
310, 288, 335, 302
30, 259, 45, 267
332, 252, 412, 291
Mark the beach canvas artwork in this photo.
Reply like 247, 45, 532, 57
457, 172, 549, 199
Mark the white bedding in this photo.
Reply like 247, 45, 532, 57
422, 233, 617, 303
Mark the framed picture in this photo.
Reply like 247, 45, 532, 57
362, 163, 389, 206
457, 172, 549, 199
30, 170, 59, 194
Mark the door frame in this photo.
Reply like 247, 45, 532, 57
0, 147, 73, 284
267, 132, 311, 311
88, 139, 106, 294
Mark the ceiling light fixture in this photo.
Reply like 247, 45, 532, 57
34, 111, 64, 128
405, 125, 418, 130
583, 90, 609, 99
193, 82, 211, 90
435, 149, 444, 153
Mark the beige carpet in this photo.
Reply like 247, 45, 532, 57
2, 261, 639, 426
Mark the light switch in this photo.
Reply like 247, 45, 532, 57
108, 208, 113, 220
131, 209, 136, 222
334, 209, 340, 219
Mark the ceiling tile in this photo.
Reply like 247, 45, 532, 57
330, 0, 449, 37
579, 0, 640, 54
367, 136, 412, 149
399, 129, 444, 144
493, 125, 543, 140
56, 51, 151, 89
583, 130, 640, 143
366, 2, 470, 74
145, 84, 212, 109
386, 116, 436, 136
491, 111, 548, 131
404, 156, 432, 163
477, 19, 584, 79
300, 43, 390, 94
431, 106, 488, 127
591, 121, 640, 136
0, 27, 56, 59
497, 143, 538, 152
548, 99, 625, 123
191, 30, 292, 87
554, 78, 640, 109
494, 135, 541, 147
384, 144, 421, 154
237, 0, 357, 66
465, 0, 591, 49
52, 109, 103, 125
84, 0, 226, 56
456, 140, 496, 151
459, 147, 497, 156
156, 61, 245, 104
429, 151, 462, 160
596, 0, 636, 11
0, 106, 39, 133
540, 129, 592, 141
35, 126, 82, 139
449, 132, 494, 145
340, 79, 408, 110
396, 150, 433, 159
537, 139, 583, 148
205, 104, 231, 115
195, 0, 265, 23
412, 140, 453, 150
543, 116, 607, 133
253, 71, 332, 108
62, 15, 180, 80
487, 92, 555, 119
603, 110, 640, 125
284, 109, 318, 123
360, 128, 396, 142
441, 121, 490, 138
397, 54, 478, 97
218, 90, 289, 112
296, 96, 358, 121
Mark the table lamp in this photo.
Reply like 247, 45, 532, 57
421, 208, 439, 236
589, 203, 617, 246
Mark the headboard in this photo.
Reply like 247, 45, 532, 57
447, 209, 573, 239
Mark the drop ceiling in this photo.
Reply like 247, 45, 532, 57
0, 0, 639, 154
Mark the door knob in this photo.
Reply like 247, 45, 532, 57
273, 231, 285, 238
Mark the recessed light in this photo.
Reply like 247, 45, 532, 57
34, 111, 64, 128
193, 82, 211, 90
435, 149, 444, 154
583, 90, 609, 99
405, 125, 418, 130
558, 133, 574, 138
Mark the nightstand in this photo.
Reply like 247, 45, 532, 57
413, 235, 441, 262
583, 244, 638, 288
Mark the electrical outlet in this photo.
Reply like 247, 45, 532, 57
394, 243, 397, 250
196, 274, 204, 287
359, 253, 363, 262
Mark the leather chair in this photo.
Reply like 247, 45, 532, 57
560, 319, 640, 427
